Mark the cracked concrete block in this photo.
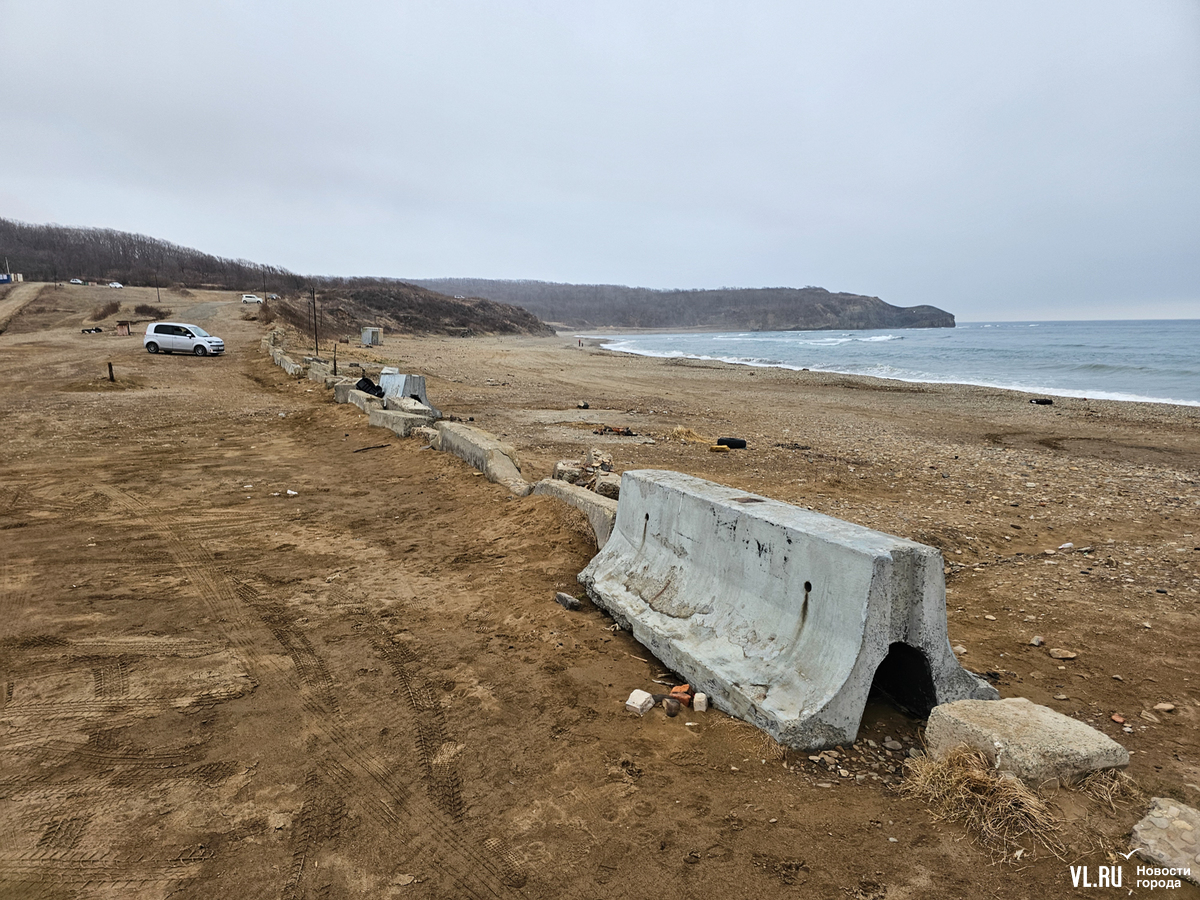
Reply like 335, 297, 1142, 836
926, 697, 1129, 786
333, 381, 357, 404
384, 396, 437, 422
579, 470, 996, 750
368, 408, 431, 438
532, 479, 619, 548
348, 389, 384, 414
276, 355, 305, 376
436, 422, 531, 496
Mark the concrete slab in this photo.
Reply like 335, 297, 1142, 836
384, 396, 437, 421
1132, 798, 1200, 884
436, 422, 531, 496
926, 697, 1129, 786
277, 355, 304, 376
348, 389, 384, 414
578, 470, 996, 750
532, 479, 618, 548
333, 381, 356, 404
368, 408, 431, 438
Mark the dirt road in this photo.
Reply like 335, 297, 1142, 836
1, 284, 1196, 898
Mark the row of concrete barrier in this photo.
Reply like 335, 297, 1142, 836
260, 336, 1142, 778
262, 335, 619, 549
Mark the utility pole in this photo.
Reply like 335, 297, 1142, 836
154, 269, 161, 304
310, 286, 319, 357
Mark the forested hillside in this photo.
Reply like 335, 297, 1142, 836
413, 278, 955, 330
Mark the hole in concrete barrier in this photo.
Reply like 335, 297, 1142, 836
803, 581, 812, 593
868, 642, 938, 719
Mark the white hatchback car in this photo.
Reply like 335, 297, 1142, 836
241, 294, 262, 303
144, 322, 225, 356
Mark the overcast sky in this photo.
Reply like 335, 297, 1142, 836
2, 2, 1198, 321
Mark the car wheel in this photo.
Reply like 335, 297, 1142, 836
193, 345, 208, 357
146, 342, 158, 353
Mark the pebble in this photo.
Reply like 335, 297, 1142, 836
553, 591, 582, 610
1141, 710, 1160, 723
1030, 635, 1044, 646
1112, 674, 1124, 681
1111, 714, 1125, 724
1154, 703, 1176, 712
984, 615, 996, 621
952, 644, 967, 655
1054, 694, 1069, 700
883, 740, 903, 751
1049, 648, 1077, 660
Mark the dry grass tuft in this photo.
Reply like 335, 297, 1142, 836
1076, 768, 1142, 812
901, 746, 1063, 857
91, 300, 121, 320
667, 426, 713, 444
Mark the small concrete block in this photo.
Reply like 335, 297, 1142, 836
626, 689, 655, 716
927, 697, 1130, 786
693, 692, 708, 712
1132, 798, 1200, 885
333, 381, 356, 404
593, 472, 621, 499
553, 461, 583, 483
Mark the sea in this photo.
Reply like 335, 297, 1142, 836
594, 320, 1200, 408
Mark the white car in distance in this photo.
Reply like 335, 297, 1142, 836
241, 294, 263, 304
144, 322, 225, 356
108, 282, 123, 288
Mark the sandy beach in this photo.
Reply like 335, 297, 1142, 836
1, 285, 1197, 898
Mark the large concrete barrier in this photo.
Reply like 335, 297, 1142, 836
436, 422, 531, 496
579, 470, 996, 750
532, 479, 618, 548
379, 372, 439, 416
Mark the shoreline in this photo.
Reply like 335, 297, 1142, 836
575, 329, 1200, 411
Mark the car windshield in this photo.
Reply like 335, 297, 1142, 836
190, 326, 211, 337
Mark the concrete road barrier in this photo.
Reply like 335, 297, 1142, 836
348, 389, 384, 414
380, 373, 439, 415
368, 408, 434, 438
532, 479, 618, 548
436, 422, 531, 496
579, 470, 996, 750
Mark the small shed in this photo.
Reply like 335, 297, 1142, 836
361, 326, 382, 346
115, 321, 132, 336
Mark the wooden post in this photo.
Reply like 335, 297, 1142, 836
107, 362, 114, 383
333, 344, 337, 376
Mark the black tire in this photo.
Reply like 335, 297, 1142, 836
717, 437, 747, 449
193, 345, 208, 357
146, 342, 158, 354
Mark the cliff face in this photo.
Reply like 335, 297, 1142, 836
413, 279, 955, 330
